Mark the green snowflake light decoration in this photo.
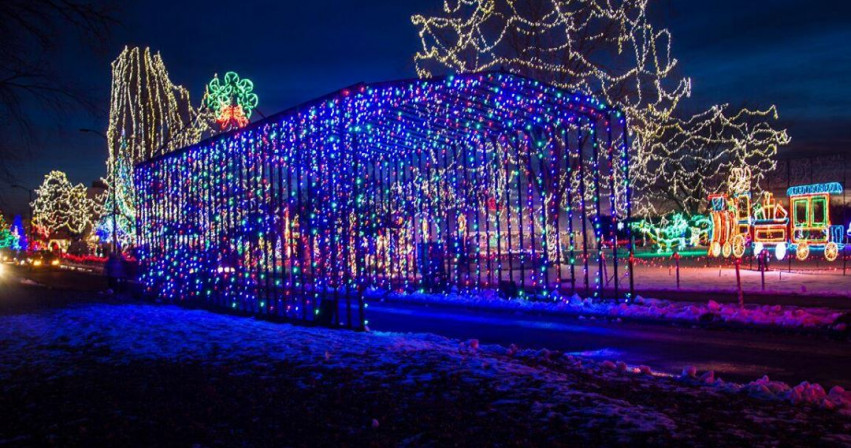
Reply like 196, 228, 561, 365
206, 71, 259, 130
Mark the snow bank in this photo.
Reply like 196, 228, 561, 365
676, 368, 851, 414
506, 346, 851, 415
367, 288, 844, 330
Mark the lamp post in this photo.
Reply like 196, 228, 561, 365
80, 128, 119, 254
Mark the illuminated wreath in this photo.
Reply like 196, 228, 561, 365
206, 71, 259, 130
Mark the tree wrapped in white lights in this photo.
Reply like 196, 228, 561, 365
97, 136, 135, 248
31, 171, 97, 238
99, 46, 208, 248
412, 0, 789, 216
108, 46, 200, 162
642, 105, 789, 214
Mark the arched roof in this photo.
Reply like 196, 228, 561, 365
139, 71, 627, 167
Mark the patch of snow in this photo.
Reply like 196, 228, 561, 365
0, 301, 848, 445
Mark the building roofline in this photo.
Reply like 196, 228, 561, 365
137, 70, 623, 169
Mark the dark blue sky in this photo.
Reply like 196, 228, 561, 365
3, 0, 850, 216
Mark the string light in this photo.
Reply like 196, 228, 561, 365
647, 105, 789, 216
751, 191, 788, 260
787, 183, 845, 262
134, 72, 632, 322
10, 215, 27, 251
31, 171, 98, 237
96, 136, 135, 247
705, 173, 845, 262
216, 105, 250, 129
787, 182, 843, 196
411, 0, 789, 217
631, 213, 708, 253
98, 47, 209, 248
205, 71, 259, 130
706, 169, 756, 259
0, 214, 15, 249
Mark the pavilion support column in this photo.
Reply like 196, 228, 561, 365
620, 114, 635, 303
606, 113, 620, 301
576, 121, 591, 297
564, 125, 577, 296
590, 119, 604, 299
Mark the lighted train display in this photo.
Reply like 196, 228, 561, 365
707, 182, 846, 261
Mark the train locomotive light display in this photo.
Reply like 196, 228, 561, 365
775, 241, 787, 261
707, 193, 749, 259
707, 181, 844, 262
751, 192, 789, 261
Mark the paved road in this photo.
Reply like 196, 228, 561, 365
365, 300, 851, 388
3, 263, 849, 389
0, 264, 111, 313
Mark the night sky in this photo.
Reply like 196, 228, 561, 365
2, 0, 850, 216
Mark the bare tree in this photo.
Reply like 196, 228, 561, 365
31, 170, 98, 238
0, 0, 115, 187
412, 0, 789, 217
645, 104, 790, 214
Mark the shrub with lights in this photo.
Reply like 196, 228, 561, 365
10, 215, 27, 251
0, 214, 15, 249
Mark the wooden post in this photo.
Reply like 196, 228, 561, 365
735, 258, 744, 308
674, 250, 680, 289
628, 235, 636, 303
787, 159, 792, 274
788, 248, 792, 273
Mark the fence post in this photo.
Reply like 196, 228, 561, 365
628, 235, 636, 303
760, 250, 766, 292
788, 247, 792, 273
358, 282, 367, 331
674, 250, 680, 289
735, 257, 744, 308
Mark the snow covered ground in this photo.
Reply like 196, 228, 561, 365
630, 262, 851, 298
369, 288, 847, 331
0, 303, 849, 446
